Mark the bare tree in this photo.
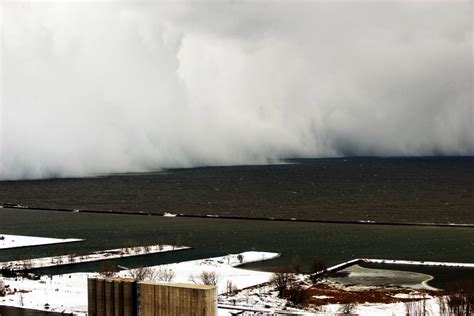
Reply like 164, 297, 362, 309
446, 280, 474, 315
437, 296, 449, 316
405, 298, 423, 316
128, 266, 163, 281
309, 257, 328, 284
339, 303, 355, 315
190, 271, 219, 286
270, 271, 309, 306
129, 267, 151, 281
226, 280, 238, 294
155, 266, 175, 282
270, 271, 294, 298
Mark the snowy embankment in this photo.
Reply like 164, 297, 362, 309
0, 251, 279, 315
2, 252, 465, 315
0, 234, 83, 250
217, 276, 312, 315
363, 258, 474, 268
217, 274, 450, 315
0, 244, 190, 271
119, 251, 280, 295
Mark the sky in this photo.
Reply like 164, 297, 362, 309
0, 0, 473, 180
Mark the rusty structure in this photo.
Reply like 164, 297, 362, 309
88, 277, 217, 316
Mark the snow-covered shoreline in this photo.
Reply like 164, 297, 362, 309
0, 251, 280, 314
0, 244, 190, 271
120, 251, 279, 295
363, 258, 474, 268
1, 252, 473, 315
0, 234, 83, 250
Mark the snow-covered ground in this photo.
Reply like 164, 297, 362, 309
1, 273, 90, 314
0, 234, 82, 250
218, 297, 444, 316
119, 251, 279, 295
364, 258, 474, 268
0, 244, 190, 271
0, 251, 280, 314
0, 251, 467, 315
318, 295, 445, 316
217, 276, 311, 314
216, 274, 448, 316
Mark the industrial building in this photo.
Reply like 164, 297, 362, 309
88, 277, 217, 316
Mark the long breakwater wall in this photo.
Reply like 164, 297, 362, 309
2, 205, 474, 228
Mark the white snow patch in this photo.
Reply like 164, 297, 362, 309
119, 251, 280, 295
318, 294, 445, 316
313, 295, 332, 299
364, 258, 474, 268
0, 273, 91, 315
0, 234, 82, 250
163, 212, 177, 217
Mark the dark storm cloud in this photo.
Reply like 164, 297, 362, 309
0, 0, 472, 180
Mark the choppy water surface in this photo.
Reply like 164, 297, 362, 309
1, 157, 473, 224
0, 208, 472, 279
0, 158, 472, 294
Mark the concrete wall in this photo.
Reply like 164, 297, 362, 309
88, 277, 217, 316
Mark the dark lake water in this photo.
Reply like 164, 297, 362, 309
0, 157, 472, 309
1, 157, 473, 224
0, 208, 472, 277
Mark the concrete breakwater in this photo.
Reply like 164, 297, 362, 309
2, 205, 474, 228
